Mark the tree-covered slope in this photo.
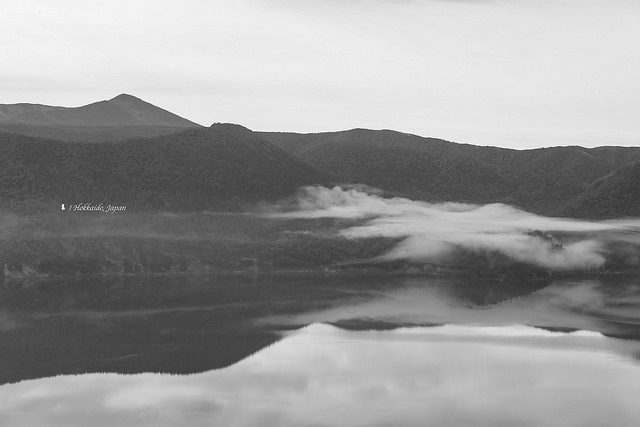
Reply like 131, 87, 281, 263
260, 129, 512, 203
0, 124, 332, 212
0, 123, 194, 142
560, 161, 640, 219
259, 129, 640, 216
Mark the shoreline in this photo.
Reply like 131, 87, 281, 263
3, 267, 638, 285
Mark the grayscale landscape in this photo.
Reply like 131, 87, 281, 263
1, 1, 639, 426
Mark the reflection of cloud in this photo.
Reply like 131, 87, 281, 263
1, 324, 639, 427
259, 277, 640, 338
271, 186, 640, 270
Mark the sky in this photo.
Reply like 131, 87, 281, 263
2, 0, 639, 149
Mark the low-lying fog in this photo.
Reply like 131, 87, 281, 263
270, 186, 640, 270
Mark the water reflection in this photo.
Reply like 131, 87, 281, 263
1, 324, 639, 427
263, 276, 640, 340
1, 275, 639, 385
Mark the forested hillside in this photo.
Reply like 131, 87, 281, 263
260, 129, 640, 217
1, 93, 638, 280
2, 92, 637, 220
561, 161, 640, 219
0, 123, 193, 142
0, 125, 331, 212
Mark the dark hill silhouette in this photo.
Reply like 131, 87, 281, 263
0, 94, 201, 127
259, 129, 640, 216
0, 125, 331, 212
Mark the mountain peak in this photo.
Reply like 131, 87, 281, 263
109, 93, 142, 102
0, 94, 201, 128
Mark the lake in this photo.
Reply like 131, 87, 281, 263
0, 274, 639, 426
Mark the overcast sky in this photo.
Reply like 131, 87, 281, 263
2, 0, 639, 148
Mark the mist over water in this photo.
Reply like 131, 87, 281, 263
270, 186, 640, 270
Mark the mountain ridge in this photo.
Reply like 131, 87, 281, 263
1, 93, 638, 219
258, 129, 640, 217
0, 94, 201, 128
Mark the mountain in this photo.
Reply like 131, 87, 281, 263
259, 129, 640, 216
259, 129, 512, 202
0, 94, 201, 128
1, 91, 638, 219
0, 122, 195, 143
0, 124, 332, 212
560, 161, 640, 219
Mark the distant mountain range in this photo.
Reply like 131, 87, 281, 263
259, 129, 640, 218
0, 94, 201, 142
0, 94, 201, 127
1, 94, 638, 218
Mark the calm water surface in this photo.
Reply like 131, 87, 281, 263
0, 275, 639, 426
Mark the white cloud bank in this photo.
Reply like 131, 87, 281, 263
270, 186, 640, 270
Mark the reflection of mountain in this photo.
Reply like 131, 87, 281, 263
262, 276, 640, 341
0, 277, 285, 384
1, 275, 638, 385
1, 323, 639, 427
330, 279, 553, 331
449, 278, 552, 306
0, 319, 279, 386
0, 275, 386, 385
